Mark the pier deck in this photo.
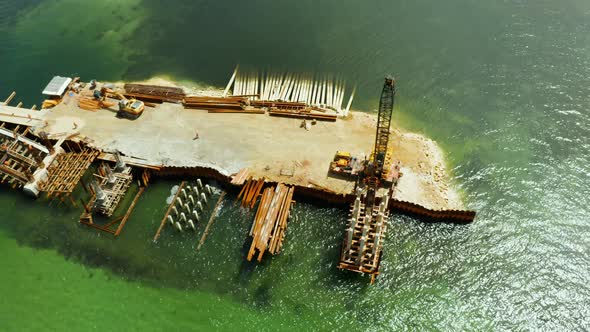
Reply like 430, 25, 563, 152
34, 86, 462, 211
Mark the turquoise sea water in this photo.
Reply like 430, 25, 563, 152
1, 0, 590, 330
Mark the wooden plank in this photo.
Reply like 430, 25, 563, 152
249, 179, 265, 209
256, 185, 284, 261
4, 92, 16, 105
207, 109, 265, 114
153, 181, 185, 242
79, 220, 116, 234
114, 186, 145, 237
237, 177, 253, 201
196, 191, 226, 250
250, 188, 271, 236
243, 178, 262, 207
268, 185, 290, 254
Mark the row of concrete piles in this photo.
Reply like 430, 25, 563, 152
165, 179, 213, 233
224, 67, 355, 116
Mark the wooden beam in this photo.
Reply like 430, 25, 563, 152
153, 181, 186, 242
196, 191, 226, 250
114, 187, 145, 237
4, 91, 16, 105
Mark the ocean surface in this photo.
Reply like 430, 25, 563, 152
1, 0, 589, 330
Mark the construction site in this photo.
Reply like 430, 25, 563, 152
0, 68, 475, 283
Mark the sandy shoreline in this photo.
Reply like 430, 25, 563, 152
35, 77, 464, 211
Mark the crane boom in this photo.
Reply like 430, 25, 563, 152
373, 77, 396, 178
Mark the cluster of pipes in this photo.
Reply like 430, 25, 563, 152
167, 179, 213, 232
345, 193, 389, 265
224, 68, 355, 116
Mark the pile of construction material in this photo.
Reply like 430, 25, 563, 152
268, 108, 337, 122
78, 96, 115, 111
249, 100, 307, 110
231, 168, 250, 185
237, 177, 265, 209
124, 84, 185, 103
183, 96, 245, 110
252, 98, 337, 121
183, 96, 265, 114
227, 68, 354, 116
247, 183, 295, 262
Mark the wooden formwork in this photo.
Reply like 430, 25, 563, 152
91, 163, 133, 217
80, 168, 149, 237
40, 142, 99, 204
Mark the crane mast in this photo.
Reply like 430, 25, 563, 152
372, 77, 396, 178
336, 76, 398, 284
364, 77, 396, 207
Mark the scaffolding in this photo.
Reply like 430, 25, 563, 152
79, 161, 149, 237
338, 192, 390, 284
0, 122, 47, 188
39, 142, 99, 204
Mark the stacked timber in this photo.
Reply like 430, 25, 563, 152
231, 168, 250, 185
183, 96, 246, 110
207, 109, 265, 114
78, 97, 101, 111
268, 108, 337, 122
250, 100, 306, 110
237, 177, 264, 208
247, 183, 295, 262
124, 84, 185, 103
78, 97, 115, 111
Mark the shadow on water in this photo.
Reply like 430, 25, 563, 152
237, 237, 258, 284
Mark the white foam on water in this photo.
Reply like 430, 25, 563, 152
166, 185, 180, 205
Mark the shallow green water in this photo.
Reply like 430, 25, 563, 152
1, 0, 590, 330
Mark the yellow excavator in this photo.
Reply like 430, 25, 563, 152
95, 87, 145, 119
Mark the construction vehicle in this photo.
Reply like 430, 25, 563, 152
336, 77, 397, 284
94, 87, 145, 119
328, 78, 397, 186
328, 151, 363, 178
361, 77, 396, 206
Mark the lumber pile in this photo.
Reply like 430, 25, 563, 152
183, 96, 247, 110
78, 97, 101, 111
247, 183, 295, 262
231, 168, 250, 185
237, 177, 265, 209
124, 84, 185, 103
207, 109, 265, 114
268, 108, 337, 122
123, 92, 165, 104
78, 97, 116, 111
250, 100, 306, 109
